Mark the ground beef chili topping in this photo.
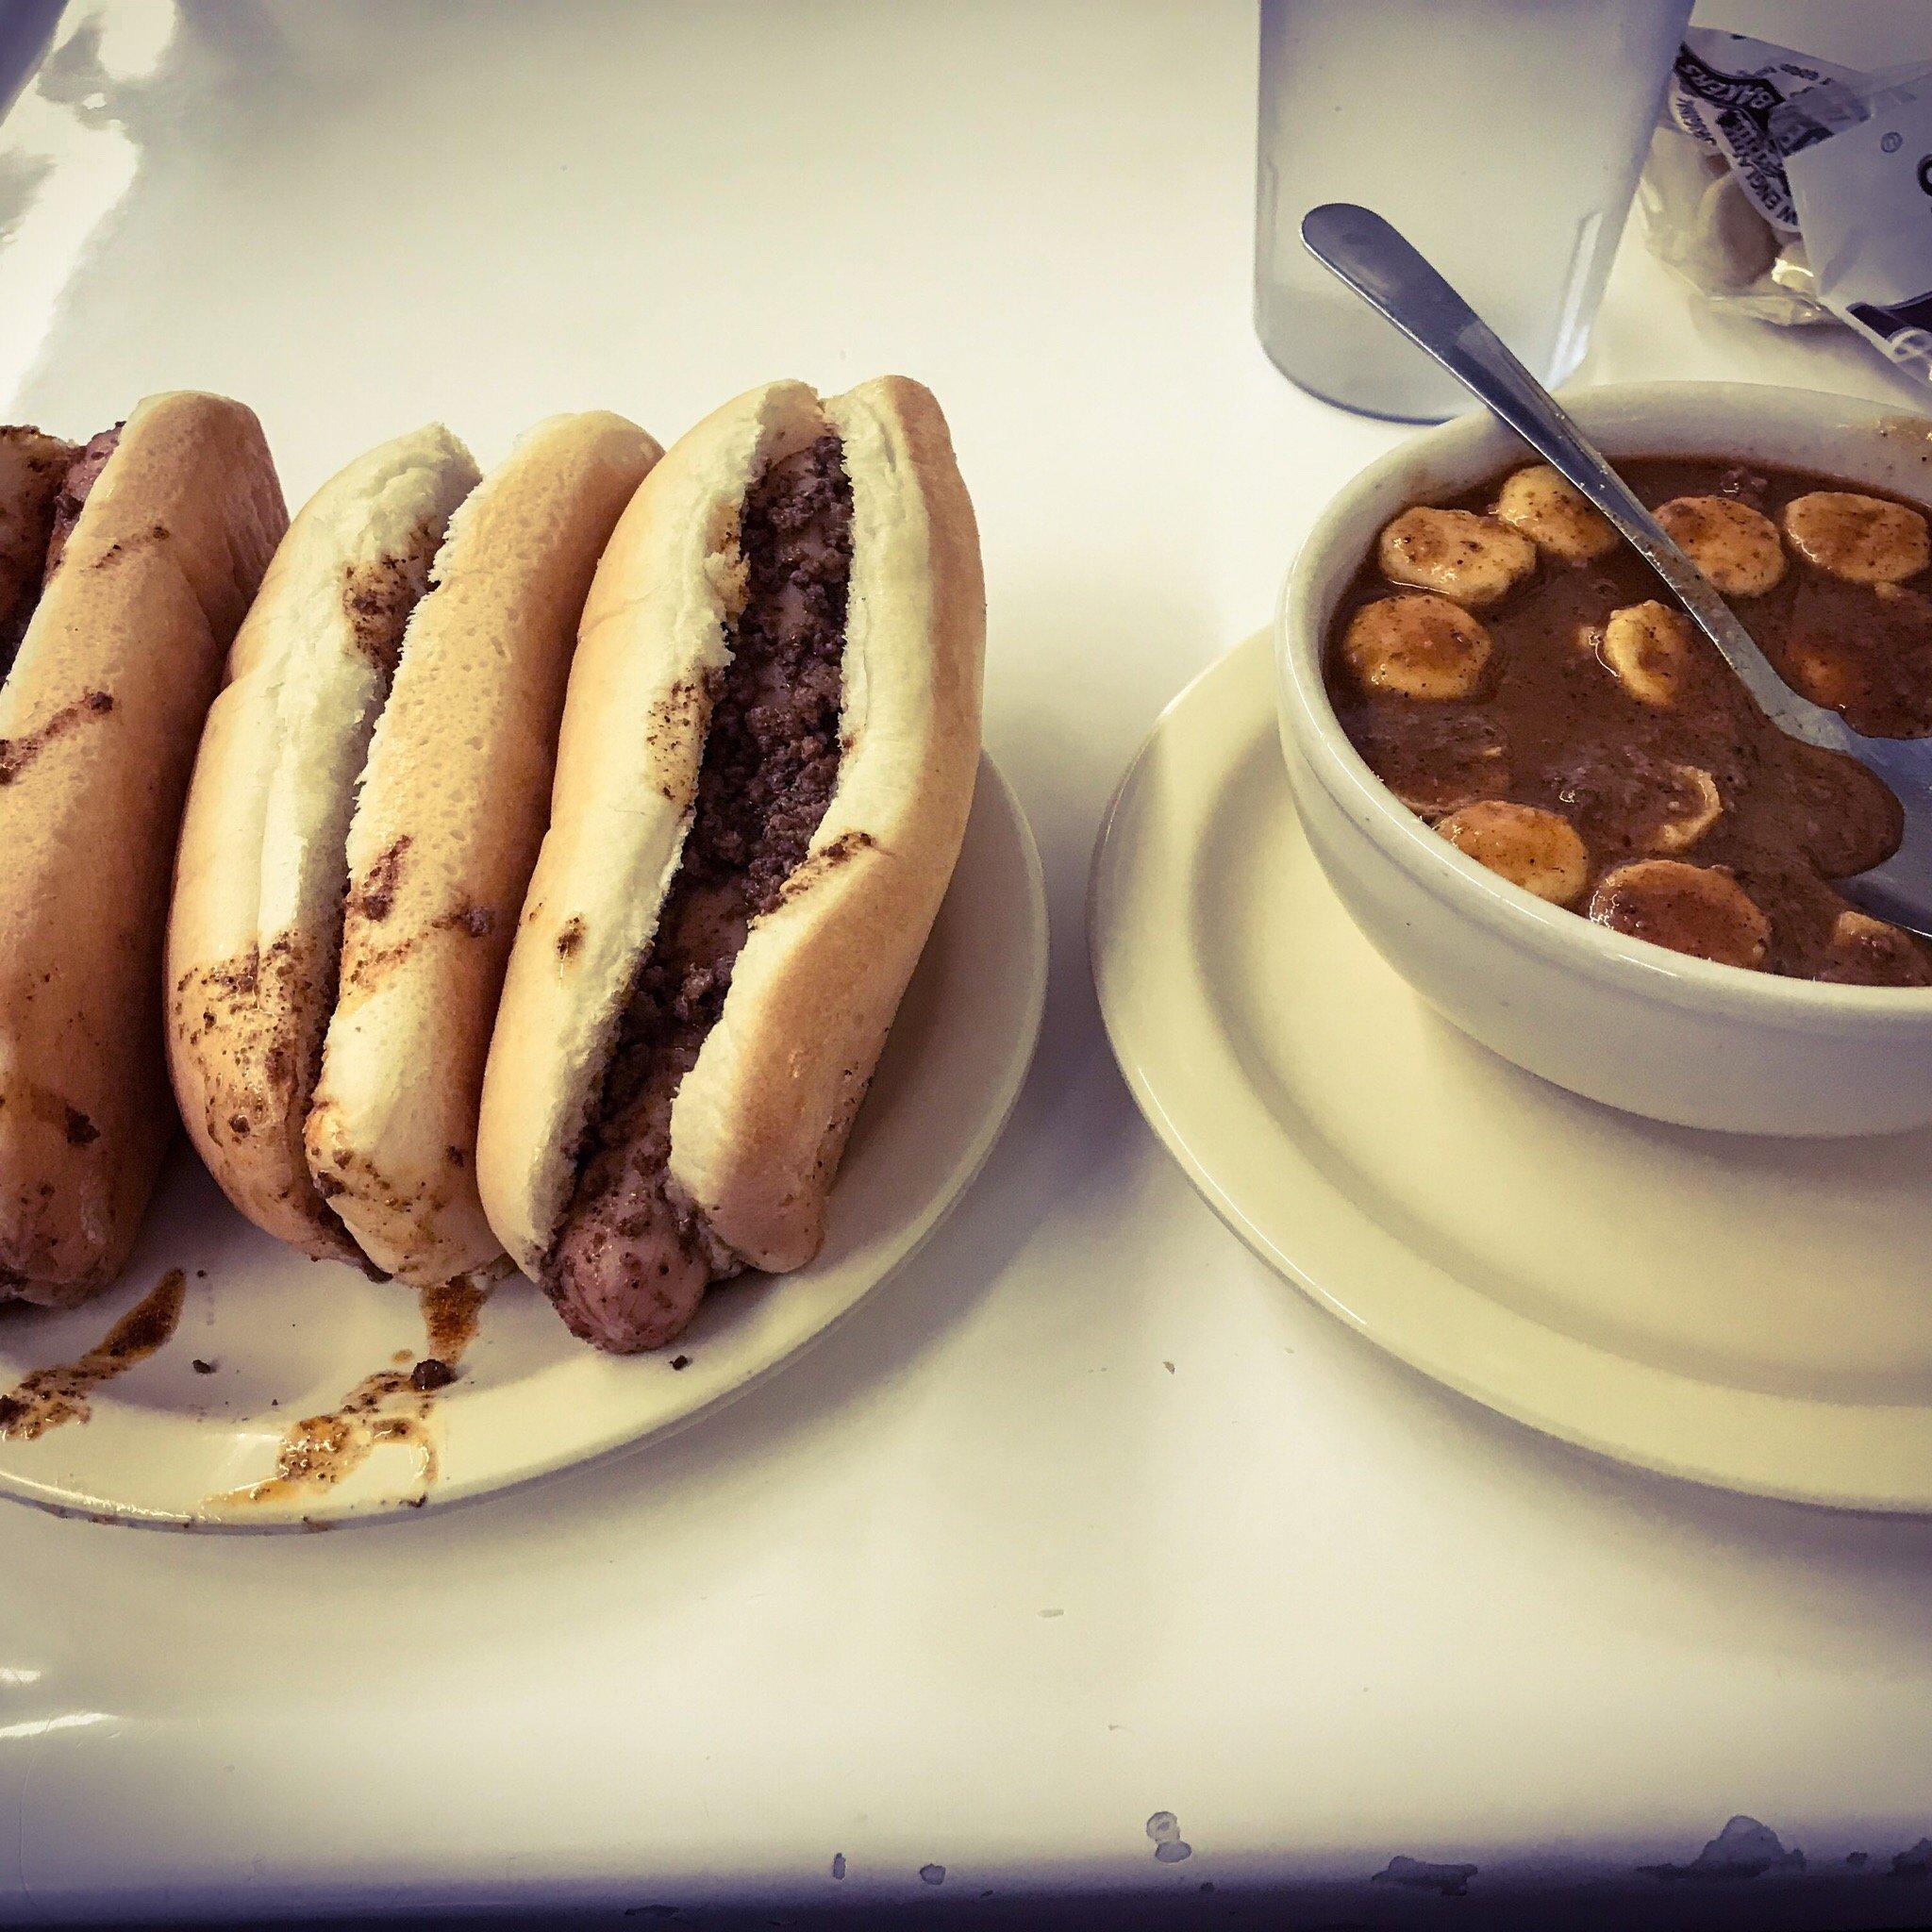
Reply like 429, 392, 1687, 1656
41, 426, 122, 585
541, 433, 855, 1348
672, 431, 852, 917
0, 425, 112, 682
0, 597, 35, 678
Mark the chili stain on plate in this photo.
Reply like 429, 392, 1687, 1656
206, 1275, 491, 1511
422, 1275, 486, 1362
0, 1268, 188, 1441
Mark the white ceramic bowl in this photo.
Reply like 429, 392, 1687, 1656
1275, 381, 1932, 1138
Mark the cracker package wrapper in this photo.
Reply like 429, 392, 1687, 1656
1640, 28, 1932, 383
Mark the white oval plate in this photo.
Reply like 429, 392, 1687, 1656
0, 756, 1046, 1530
1091, 634, 1932, 1512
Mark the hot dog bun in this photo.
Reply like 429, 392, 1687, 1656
302, 411, 661, 1285
167, 425, 481, 1262
0, 392, 285, 1306
475, 376, 983, 1348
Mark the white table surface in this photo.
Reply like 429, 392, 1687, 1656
3, 1, 1931, 1924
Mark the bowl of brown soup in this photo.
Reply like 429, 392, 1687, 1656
1275, 382, 1932, 1136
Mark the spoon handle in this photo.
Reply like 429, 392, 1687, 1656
1298, 202, 1843, 742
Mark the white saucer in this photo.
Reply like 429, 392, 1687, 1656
1091, 633, 1932, 1512
0, 756, 1046, 1531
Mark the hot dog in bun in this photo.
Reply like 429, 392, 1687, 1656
0, 392, 285, 1305
168, 412, 660, 1285
476, 376, 984, 1350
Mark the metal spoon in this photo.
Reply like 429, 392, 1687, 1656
1300, 200, 1932, 938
